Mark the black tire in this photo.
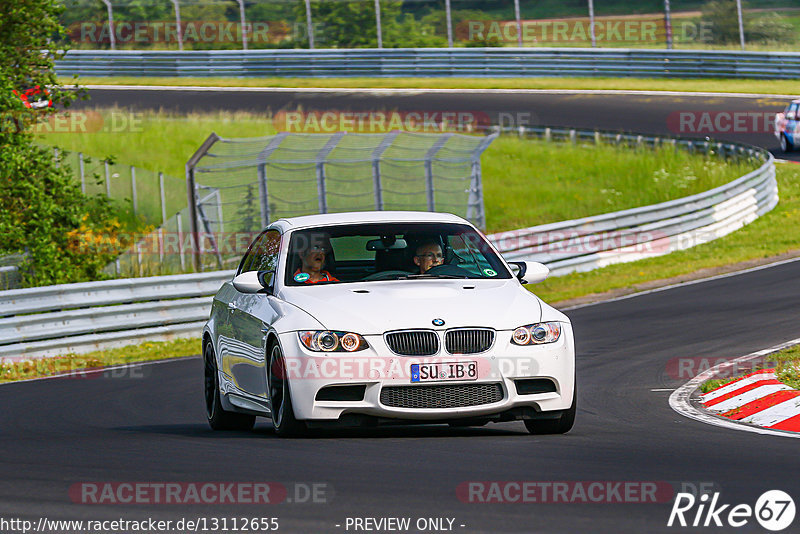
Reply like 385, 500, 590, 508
204, 340, 256, 431
268, 343, 307, 438
781, 133, 793, 153
524, 382, 576, 435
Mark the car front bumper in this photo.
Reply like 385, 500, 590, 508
277, 323, 575, 423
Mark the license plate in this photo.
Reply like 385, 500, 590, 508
410, 361, 477, 383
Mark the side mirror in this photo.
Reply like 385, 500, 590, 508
509, 261, 549, 284
232, 270, 275, 294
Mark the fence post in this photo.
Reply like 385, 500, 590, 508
424, 133, 453, 212
374, 0, 383, 49
104, 160, 111, 197
255, 132, 289, 227
159, 172, 166, 263
304, 0, 315, 49
466, 132, 498, 230
371, 131, 398, 211
79, 153, 85, 194
101, 0, 116, 50
186, 133, 221, 272
257, 164, 269, 227
315, 132, 346, 215
176, 211, 185, 271
130, 166, 137, 214
445, 0, 453, 48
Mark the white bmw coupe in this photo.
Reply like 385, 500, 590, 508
203, 211, 576, 437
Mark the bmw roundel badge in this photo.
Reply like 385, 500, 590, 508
432, 318, 445, 326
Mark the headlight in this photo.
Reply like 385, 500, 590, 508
511, 322, 562, 345
298, 331, 369, 352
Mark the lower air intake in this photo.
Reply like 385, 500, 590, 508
379, 383, 504, 409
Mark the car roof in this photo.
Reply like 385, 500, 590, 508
272, 211, 468, 231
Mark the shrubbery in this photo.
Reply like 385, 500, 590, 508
0, 0, 123, 287
700, 0, 796, 45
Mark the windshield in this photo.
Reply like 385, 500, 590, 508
284, 222, 511, 286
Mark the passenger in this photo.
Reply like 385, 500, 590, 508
294, 235, 339, 284
413, 240, 444, 274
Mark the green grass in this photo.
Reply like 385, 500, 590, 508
701, 344, 800, 393
482, 136, 749, 231
0, 338, 199, 383
533, 162, 800, 304
38, 109, 750, 235
65, 76, 800, 96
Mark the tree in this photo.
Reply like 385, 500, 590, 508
294, 0, 442, 48
0, 0, 120, 286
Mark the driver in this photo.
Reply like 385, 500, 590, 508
413, 240, 444, 274
294, 234, 339, 284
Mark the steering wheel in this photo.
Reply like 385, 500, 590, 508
363, 270, 413, 281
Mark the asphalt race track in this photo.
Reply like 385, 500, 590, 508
2, 260, 800, 532
78, 87, 796, 160
2, 88, 798, 533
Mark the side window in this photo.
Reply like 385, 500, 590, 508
239, 230, 281, 274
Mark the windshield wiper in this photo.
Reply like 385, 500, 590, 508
404, 273, 469, 279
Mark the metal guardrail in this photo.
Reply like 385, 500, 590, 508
55, 48, 800, 79
0, 128, 777, 361
0, 271, 234, 359
486, 127, 777, 276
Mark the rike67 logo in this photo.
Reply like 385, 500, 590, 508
668, 490, 795, 531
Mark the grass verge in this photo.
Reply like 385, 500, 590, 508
38, 109, 750, 233
701, 344, 800, 393
66, 76, 800, 96
0, 338, 199, 383
534, 161, 800, 305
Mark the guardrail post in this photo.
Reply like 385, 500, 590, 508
545, 128, 551, 142
569, 129, 577, 144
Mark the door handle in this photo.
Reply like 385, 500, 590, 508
227, 302, 237, 311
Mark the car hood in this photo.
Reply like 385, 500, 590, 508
278, 279, 545, 334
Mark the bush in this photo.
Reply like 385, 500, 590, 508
0, 0, 124, 287
700, 0, 796, 45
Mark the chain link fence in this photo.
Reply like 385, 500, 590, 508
183, 130, 497, 271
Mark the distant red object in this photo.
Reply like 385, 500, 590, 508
13, 85, 52, 110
